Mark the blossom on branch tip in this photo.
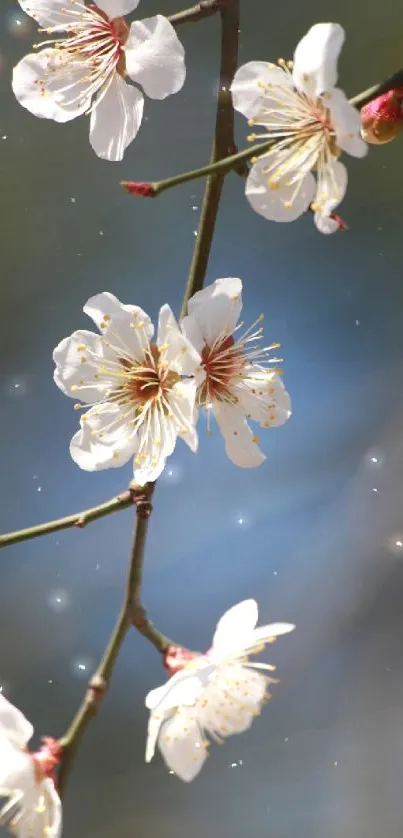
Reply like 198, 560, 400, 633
0, 694, 62, 838
12, 1, 186, 161
53, 292, 200, 485
182, 277, 291, 468
230, 23, 367, 233
360, 88, 403, 145
145, 599, 295, 781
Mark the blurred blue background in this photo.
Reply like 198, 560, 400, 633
1, 1, 403, 836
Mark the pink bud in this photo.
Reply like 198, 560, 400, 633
121, 181, 156, 197
361, 88, 403, 144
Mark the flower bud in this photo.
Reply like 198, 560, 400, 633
361, 88, 403, 144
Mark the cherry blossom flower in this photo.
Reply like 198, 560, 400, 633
181, 277, 291, 468
53, 292, 199, 485
12, 0, 185, 160
0, 694, 62, 837
145, 599, 295, 781
231, 23, 367, 233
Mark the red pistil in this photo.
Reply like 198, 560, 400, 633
200, 335, 243, 402
329, 212, 348, 231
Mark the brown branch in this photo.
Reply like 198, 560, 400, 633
168, 0, 219, 26
57, 483, 173, 796
0, 489, 135, 548
180, 0, 241, 317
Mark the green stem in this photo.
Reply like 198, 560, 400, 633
131, 140, 272, 199
124, 66, 403, 203
168, 0, 219, 26
0, 490, 134, 549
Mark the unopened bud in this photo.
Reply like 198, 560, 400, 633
361, 88, 403, 145
121, 181, 156, 197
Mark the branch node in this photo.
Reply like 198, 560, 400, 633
130, 482, 154, 519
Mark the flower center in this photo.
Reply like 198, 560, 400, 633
117, 344, 180, 410
35, 1, 130, 109
199, 335, 245, 405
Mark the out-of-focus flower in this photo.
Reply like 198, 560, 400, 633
231, 23, 367, 233
12, 0, 185, 160
360, 88, 403, 144
0, 694, 62, 838
182, 277, 291, 468
145, 599, 294, 781
53, 292, 199, 485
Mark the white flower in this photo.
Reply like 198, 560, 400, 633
0, 694, 61, 838
12, 0, 185, 161
231, 23, 367, 233
181, 277, 291, 468
53, 292, 200, 485
145, 599, 295, 782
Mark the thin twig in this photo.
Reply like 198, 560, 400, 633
57, 483, 172, 796
123, 66, 403, 203
350, 68, 403, 109
168, 0, 219, 26
0, 490, 135, 548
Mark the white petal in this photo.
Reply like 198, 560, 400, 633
70, 404, 137, 471
53, 329, 112, 403
40, 779, 62, 838
0, 748, 35, 800
146, 669, 206, 713
83, 292, 153, 361
315, 158, 347, 216
133, 419, 177, 485
168, 380, 199, 453
145, 710, 167, 763
326, 87, 368, 157
211, 600, 258, 659
231, 61, 294, 119
0, 695, 33, 749
293, 23, 345, 97
90, 75, 144, 161
157, 712, 208, 782
12, 50, 90, 123
157, 304, 200, 376
250, 622, 295, 645
314, 212, 339, 234
125, 16, 185, 99
213, 402, 265, 468
96, 0, 140, 17
183, 278, 243, 348
9, 775, 62, 838
198, 664, 267, 735
246, 155, 316, 222
17, 0, 72, 27
237, 370, 291, 428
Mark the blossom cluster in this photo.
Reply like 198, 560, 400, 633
0, 600, 294, 836
12, 4, 379, 233
53, 279, 291, 485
